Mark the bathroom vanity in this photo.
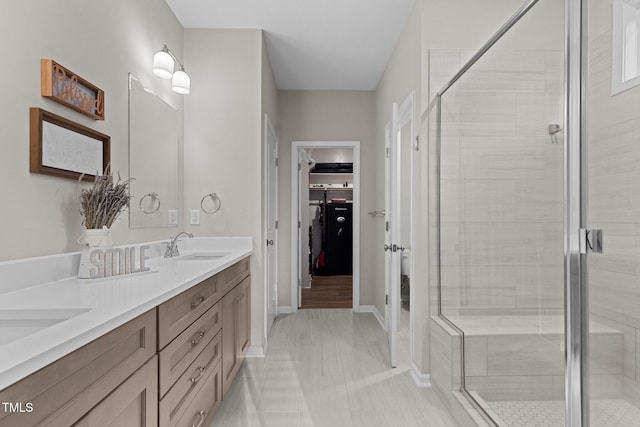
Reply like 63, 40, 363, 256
0, 237, 252, 427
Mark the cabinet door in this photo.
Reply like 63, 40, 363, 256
221, 286, 238, 397
73, 355, 158, 427
237, 277, 251, 357
1, 310, 156, 427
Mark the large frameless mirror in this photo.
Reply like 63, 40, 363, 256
128, 74, 179, 228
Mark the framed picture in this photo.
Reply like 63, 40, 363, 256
29, 108, 110, 182
41, 59, 105, 120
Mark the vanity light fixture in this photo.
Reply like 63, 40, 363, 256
152, 45, 190, 94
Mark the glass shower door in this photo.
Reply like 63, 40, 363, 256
433, 0, 568, 424
586, 0, 640, 424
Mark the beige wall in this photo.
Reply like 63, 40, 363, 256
276, 90, 376, 309
184, 29, 268, 350
0, 0, 183, 261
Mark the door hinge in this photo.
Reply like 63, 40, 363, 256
298, 220, 301, 229
414, 135, 420, 151
385, 294, 389, 304
298, 163, 301, 171
275, 220, 278, 229
386, 221, 389, 232
580, 229, 603, 254
385, 147, 390, 158
275, 157, 279, 167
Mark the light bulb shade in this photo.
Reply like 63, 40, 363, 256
152, 50, 174, 79
172, 70, 190, 94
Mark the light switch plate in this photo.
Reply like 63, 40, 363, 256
168, 210, 178, 225
190, 210, 200, 225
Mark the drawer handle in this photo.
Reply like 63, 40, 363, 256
191, 330, 206, 346
191, 296, 205, 309
191, 410, 206, 427
190, 366, 207, 384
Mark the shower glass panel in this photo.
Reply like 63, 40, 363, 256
587, 0, 640, 424
435, 0, 566, 424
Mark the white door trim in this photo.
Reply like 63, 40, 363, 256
398, 90, 416, 365
290, 140, 361, 311
263, 114, 278, 342
385, 90, 416, 368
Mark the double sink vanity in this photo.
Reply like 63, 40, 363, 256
0, 237, 252, 427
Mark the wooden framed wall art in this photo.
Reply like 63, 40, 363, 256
30, 108, 110, 182
41, 59, 105, 120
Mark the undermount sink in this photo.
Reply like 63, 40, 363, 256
0, 308, 91, 346
178, 252, 230, 261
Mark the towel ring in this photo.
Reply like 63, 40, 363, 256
139, 192, 161, 214
201, 193, 222, 214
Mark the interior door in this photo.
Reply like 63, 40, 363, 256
265, 116, 278, 336
384, 103, 401, 368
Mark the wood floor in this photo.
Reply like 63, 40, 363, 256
301, 275, 352, 309
209, 309, 457, 427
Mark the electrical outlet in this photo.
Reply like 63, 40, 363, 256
168, 210, 178, 225
190, 209, 200, 225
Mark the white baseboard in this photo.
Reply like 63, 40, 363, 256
410, 363, 431, 388
358, 305, 386, 331
246, 346, 266, 357
278, 306, 294, 314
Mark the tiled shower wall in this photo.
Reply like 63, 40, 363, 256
429, 48, 565, 317
587, 0, 640, 399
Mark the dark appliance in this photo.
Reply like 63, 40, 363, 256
324, 202, 352, 275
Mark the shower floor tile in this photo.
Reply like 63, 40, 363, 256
488, 399, 640, 427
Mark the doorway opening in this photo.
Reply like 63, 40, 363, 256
290, 141, 361, 311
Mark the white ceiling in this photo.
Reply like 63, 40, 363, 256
164, 0, 416, 90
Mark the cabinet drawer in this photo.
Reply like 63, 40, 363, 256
174, 359, 222, 427
159, 332, 221, 427
0, 309, 156, 427
219, 257, 250, 297
159, 302, 221, 397
158, 274, 221, 349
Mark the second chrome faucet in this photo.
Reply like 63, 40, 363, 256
164, 231, 194, 258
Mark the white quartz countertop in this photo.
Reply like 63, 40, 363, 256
0, 237, 252, 391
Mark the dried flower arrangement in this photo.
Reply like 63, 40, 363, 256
79, 166, 132, 229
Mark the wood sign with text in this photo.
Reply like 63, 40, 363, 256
41, 59, 105, 120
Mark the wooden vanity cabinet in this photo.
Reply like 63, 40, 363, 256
0, 256, 250, 427
158, 257, 250, 426
0, 309, 157, 427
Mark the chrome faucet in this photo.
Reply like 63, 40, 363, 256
164, 232, 194, 258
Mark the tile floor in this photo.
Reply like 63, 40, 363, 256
209, 309, 457, 427
489, 399, 640, 427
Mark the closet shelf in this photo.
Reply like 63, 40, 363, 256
309, 185, 353, 190
309, 172, 353, 176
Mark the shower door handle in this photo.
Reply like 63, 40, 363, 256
580, 229, 603, 254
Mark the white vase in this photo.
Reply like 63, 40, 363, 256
77, 226, 113, 279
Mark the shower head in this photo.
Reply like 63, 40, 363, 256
548, 124, 562, 135
299, 149, 316, 166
